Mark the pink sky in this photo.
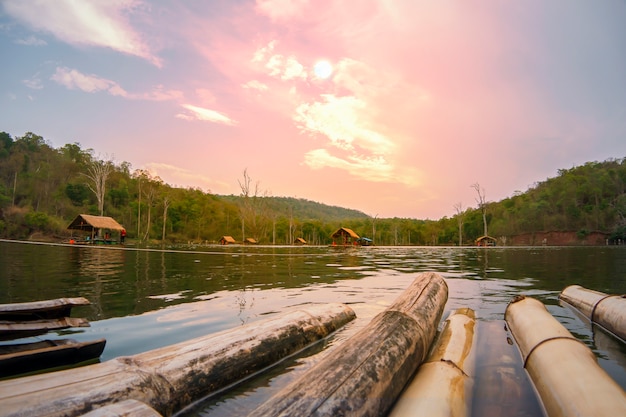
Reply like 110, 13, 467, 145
1, 1, 626, 218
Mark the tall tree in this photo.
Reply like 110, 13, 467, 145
472, 183, 488, 237
453, 202, 464, 245
83, 154, 113, 216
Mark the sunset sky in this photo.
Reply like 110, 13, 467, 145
1, 1, 625, 219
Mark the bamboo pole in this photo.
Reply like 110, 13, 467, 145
0, 303, 355, 417
505, 295, 626, 417
559, 284, 626, 341
248, 271, 448, 417
388, 307, 476, 417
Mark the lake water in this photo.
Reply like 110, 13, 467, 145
1, 240, 626, 416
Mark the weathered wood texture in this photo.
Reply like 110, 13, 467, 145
0, 338, 106, 378
389, 307, 476, 417
0, 303, 355, 417
0, 317, 90, 339
559, 284, 626, 341
505, 295, 626, 417
248, 271, 448, 417
80, 399, 162, 417
0, 297, 90, 320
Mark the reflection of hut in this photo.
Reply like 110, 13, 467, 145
219, 236, 236, 245
475, 235, 497, 246
67, 214, 124, 243
331, 227, 360, 246
294, 237, 307, 245
245, 237, 258, 244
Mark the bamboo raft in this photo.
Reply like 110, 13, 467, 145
1, 279, 626, 416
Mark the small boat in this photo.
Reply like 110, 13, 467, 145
0, 338, 106, 378
0, 297, 90, 321
0, 317, 90, 340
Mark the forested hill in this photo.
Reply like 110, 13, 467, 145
0, 131, 625, 245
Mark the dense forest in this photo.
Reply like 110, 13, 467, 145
1, 131, 625, 245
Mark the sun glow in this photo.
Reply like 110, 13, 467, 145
313, 60, 333, 79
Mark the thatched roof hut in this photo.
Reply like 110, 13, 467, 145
475, 235, 497, 246
67, 214, 124, 240
219, 236, 236, 245
294, 237, 307, 245
331, 227, 360, 246
244, 237, 258, 244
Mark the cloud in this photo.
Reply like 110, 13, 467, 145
51, 67, 128, 96
303, 148, 421, 186
50, 67, 183, 101
178, 104, 237, 126
2, 0, 161, 66
242, 80, 269, 91
295, 94, 395, 154
143, 162, 231, 192
14, 35, 46, 46
255, 0, 310, 22
23, 76, 43, 90
252, 41, 308, 81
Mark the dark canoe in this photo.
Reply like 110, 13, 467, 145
0, 317, 90, 341
0, 297, 90, 321
0, 338, 106, 378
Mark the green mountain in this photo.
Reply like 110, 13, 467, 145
1, 131, 625, 245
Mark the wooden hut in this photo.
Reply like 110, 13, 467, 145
331, 227, 360, 246
294, 237, 307, 245
244, 237, 258, 245
67, 214, 124, 243
219, 236, 236, 245
475, 235, 497, 246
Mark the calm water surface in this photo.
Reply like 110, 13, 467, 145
1, 240, 625, 416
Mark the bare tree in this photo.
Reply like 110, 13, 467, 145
471, 183, 488, 237
237, 168, 269, 242
162, 195, 171, 241
453, 202, 464, 246
83, 154, 114, 216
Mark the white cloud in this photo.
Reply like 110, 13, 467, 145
143, 162, 231, 192
242, 80, 269, 91
295, 94, 395, 155
304, 148, 421, 186
255, 0, 310, 22
252, 41, 308, 81
23, 76, 43, 90
14, 35, 46, 46
178, 104, 237, 126
51, 67, 128, 96
50, 67, 183, 101
2, 0, 161, 66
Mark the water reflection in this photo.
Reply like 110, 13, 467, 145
1, 241, 626, 416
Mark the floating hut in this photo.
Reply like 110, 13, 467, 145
67, 214, 124, 243
475, 235, 497, 246
331, 227, 360, 246
219, 236, 236, 245
294, 237, 307, 245
244, 237, 258, 244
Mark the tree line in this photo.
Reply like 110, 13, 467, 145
1, 131, 625, 245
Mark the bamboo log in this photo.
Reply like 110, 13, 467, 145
248, 271, 448, 417
559, 284, 626, 341
0, 303, 355, 417
388, 307, 476, 417
505, 295, 626, 417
